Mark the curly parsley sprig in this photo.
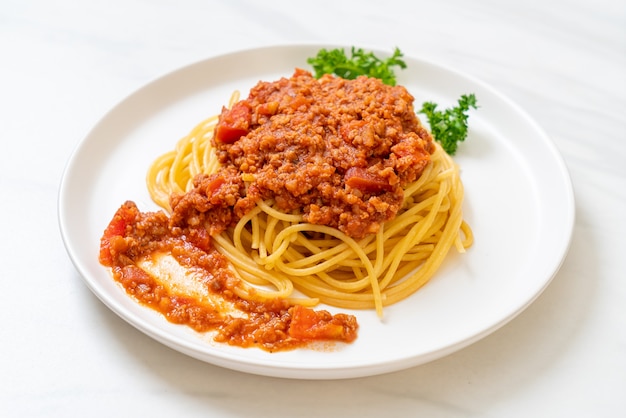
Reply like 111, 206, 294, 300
419, 94, 478, 155
307, 47, 406, 86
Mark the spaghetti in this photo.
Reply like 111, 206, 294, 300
146, 71, 473, 317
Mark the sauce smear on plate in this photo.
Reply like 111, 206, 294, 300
99, 201, 358, 352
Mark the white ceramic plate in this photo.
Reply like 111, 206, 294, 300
58, 44, 574, 379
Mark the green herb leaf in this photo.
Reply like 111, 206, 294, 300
419, 94, 478, 155
307, 47, 406, 86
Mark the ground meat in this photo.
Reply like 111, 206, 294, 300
171, 69, 434, 239
99, 201, 358, 351
169, 167, 245, 235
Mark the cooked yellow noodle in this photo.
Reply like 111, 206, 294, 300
146, 91, 473, 317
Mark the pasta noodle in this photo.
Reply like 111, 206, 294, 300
146, 91, 473, 317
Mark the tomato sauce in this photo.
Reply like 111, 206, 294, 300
172, 69, 434, 240
99, 201, 358, 352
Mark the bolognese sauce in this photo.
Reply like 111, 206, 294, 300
99, 201, 358, 352
170, 69, 434, 239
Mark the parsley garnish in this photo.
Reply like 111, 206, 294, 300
307, 47, 406, 86
419, 94, 478, 155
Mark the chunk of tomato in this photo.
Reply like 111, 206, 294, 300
99, 201, 137, 265
214, 102, 251, 144
288, 304, 356, 342
345, 167, 393, 193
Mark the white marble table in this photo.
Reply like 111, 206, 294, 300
1, 0, 625, 416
